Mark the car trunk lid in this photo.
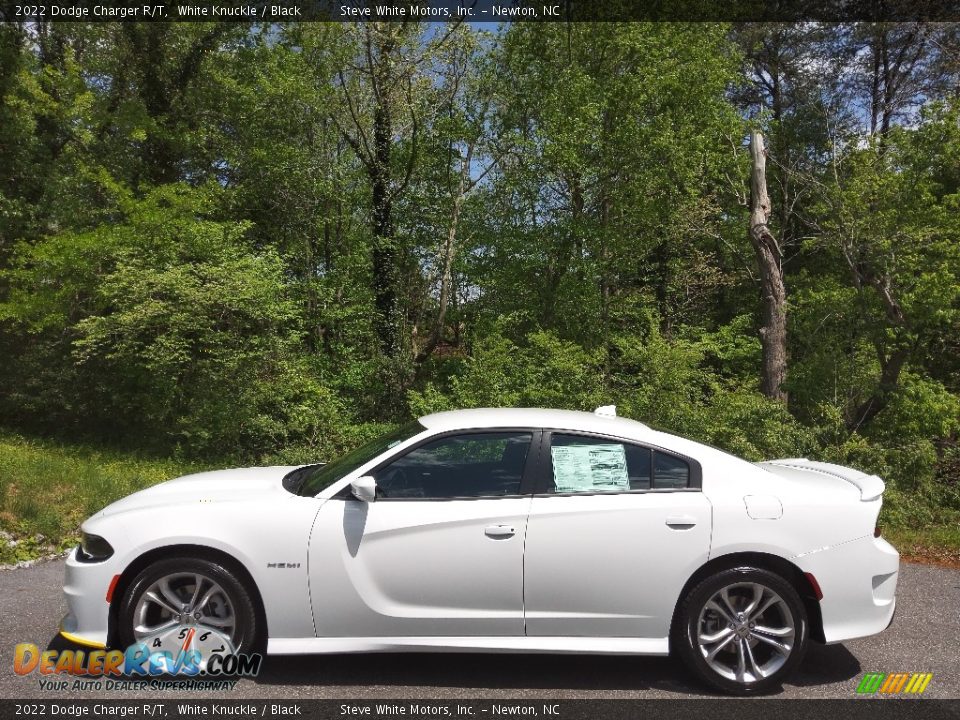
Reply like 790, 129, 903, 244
758, 458, 885, 501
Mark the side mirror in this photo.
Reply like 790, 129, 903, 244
350, 475, 377, 503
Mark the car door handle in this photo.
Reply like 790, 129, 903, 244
484, 524, 516, 539
665, 515, 698, 529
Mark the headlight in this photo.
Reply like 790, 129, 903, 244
76, 532, 114, 563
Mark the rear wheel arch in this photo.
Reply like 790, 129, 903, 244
108, 544, 267, 650
671, 551, 824, 646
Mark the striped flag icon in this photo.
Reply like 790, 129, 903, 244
856, 672, 933, 694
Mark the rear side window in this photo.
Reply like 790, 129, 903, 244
653, 452, 690, 489
545, 434, 691, 494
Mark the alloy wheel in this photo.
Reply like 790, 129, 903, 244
132, 572, 237, 647
695, 581, 796, 684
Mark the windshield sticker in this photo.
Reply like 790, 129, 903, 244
551, 444, 629, 492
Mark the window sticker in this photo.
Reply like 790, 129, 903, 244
551, 443, 629, 492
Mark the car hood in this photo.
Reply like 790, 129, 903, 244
90, 466, 302, 519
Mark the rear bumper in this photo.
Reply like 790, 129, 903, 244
794, 535, 899, 644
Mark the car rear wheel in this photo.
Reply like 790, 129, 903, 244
117, 557, 260, 659
674, 567, 809, 695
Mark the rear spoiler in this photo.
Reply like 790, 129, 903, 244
760, 458, 886, 501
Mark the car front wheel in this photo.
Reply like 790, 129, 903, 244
675, 567, 809, 695
117, 557, 260, 659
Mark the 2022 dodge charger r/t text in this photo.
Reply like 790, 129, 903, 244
61, 407, 899, 694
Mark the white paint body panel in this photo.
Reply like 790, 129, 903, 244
65, 467, 323, 644
62, 407, 898, 658
268, 636, 669, 655
309, 497, 530, 637
524, 491, 711, 638
743, 495, 783, 520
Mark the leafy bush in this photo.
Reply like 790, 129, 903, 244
0, 185, 349, 458
409, 330, 606, 414
410, 324, 817, 462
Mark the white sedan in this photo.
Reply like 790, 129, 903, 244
62, 407, 898, 694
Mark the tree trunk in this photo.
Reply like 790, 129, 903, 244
749, 131, 788, 403
417, 165, 466, 364
849, 345, 909, 431
838, 224, 912, 431
370, 101, 402, 359
654, 241, 671, 337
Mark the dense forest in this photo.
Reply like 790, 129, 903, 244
0, 21, 958, 547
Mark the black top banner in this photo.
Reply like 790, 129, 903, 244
3, 0, 960, 22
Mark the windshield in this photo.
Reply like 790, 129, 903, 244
293, 421, 425, 497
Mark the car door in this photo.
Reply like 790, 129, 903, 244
523, 431, 712, 639
308, 430, 539, 638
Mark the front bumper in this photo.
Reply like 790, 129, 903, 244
795, 535, 899, 644
60, 546, 114, 649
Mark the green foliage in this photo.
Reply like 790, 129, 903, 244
412, 324, 816, 463
0, 22, 957, 561
805, 103, 960, 428
822, 433, 940, 495
696, 315, 763, 384
872, 374, 960, 445
607, 330, 816, 460
410, 330, 606, 413
1, 184, 348, 457
470, 23, 744, 341
0, 433, 204, 563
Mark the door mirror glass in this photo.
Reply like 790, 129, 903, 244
350, 475, 378, 503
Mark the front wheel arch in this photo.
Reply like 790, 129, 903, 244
670, 552, 824, 649
108, 544, 267, 651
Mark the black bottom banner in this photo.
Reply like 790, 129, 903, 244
1, 699, 958, 720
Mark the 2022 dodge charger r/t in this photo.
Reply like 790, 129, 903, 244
61, 407, 899, 694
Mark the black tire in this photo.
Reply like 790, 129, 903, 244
674, 567, 809, 695
117, 557, 261, 655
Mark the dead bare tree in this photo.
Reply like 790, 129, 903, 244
749, 131, 788, 403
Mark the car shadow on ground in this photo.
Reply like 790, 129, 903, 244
249, 643, 862, 696
251, 652, 705, 694
47, 635, 861, 696
789, 642, 863, 688
46, 633, 76, 653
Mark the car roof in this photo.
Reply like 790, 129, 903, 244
418, 407, 652, 440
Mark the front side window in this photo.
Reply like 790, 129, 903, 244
545, 434, 690, 494
373, 432, 532, 499
293, 422, 425, 496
